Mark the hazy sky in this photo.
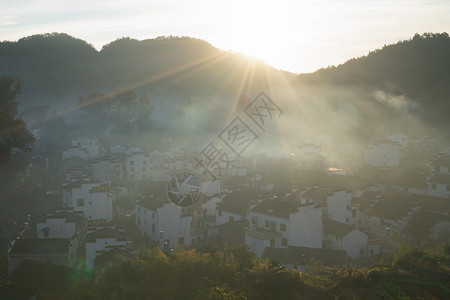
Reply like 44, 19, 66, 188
1, 0, 449, 73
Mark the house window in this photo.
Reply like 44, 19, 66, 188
229, 216, 234, 222
281, 238, 288, 246
218, 210, 222, 217
446, 185, 450, 191
77, 198, 84, 207
152, 212, 155, 219
252, 216, 258, 225
280, 224, 286, 232
265, 220, 269, 228
270, 239, 275, 247
138, 207, 141, 213
432, 183, 437, 189
346, 217, 349, 223
152, 224, 155, 233
144, 209, 146, 214
179, 237, 184, 245
352, 210, 357, 217
138, 218, 141, 225
43, 230, 49, 238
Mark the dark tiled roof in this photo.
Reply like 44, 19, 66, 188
320, 175, 373, 192
223, 175, 248, 189
409, 194, 450, 214
217, 189, 256, 216
353, 191, 382, 209
86, 227, 126, 242
137, 196, 165, 211
62, 179, 87, 192
402, 209, 450, 239
10, 239, 70, 255
251, 198, 298, 219
323, 219, 354, 238
302, 188, 329, 202
263, 246, 346, 267
9, 260, 76, 291
62, 179, 100, 192
367, 191, 413, 220
428, 174, 450, 185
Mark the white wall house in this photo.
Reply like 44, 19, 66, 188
136, 197, 192, 247
149, 165, 170, 182
92, 158, 125, 183
85, 227, 127, 271
364, 142, 400, 168
324, 218, 368, 259
36, 211, 85, 239
62, 180, 113, 226
62, 147, 89, 161
302, 188, 353, 225
427, 174, 450, 198
71, 137, 100, 158
8, 238, 76, 274
245, 197, 322, 258
126, 152, 151, 181
429, 155, 450, 176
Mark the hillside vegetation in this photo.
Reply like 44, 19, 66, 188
69, 243, 450, 300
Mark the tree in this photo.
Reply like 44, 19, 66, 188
0, 76, 35, 163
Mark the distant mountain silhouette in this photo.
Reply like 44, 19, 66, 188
297, 32, 450, 129
1, 32, 449, 144
0, 33, 292, 110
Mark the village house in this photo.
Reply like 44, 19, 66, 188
126, 152, 151, 181
429, 155, 450, 176
427, 173, 450, 198
8, 238, 76, 274
245, 193, 322, 258
402, 209, 450, 244
136, 196, 192, 247
323, 218, 368, 259
62, 179, 113, 226
85, 227, 128, 271
91, 157, 125, 183
216, 189, 264, 226
302, 187, 353, 225
36, 211, 85, 239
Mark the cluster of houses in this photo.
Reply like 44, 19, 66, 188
2, 134, 450, 298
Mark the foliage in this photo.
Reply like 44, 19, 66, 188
391, 243, 439, 271
0, 76, 35, 163
88, 246, 312, 300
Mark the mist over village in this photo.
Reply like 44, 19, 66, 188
1, 1, 450, 299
